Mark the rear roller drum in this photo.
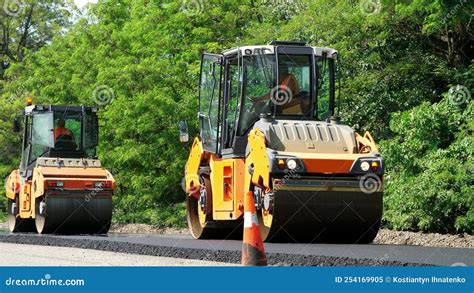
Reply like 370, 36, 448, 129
186, 193, 211, 239
187, 177, 241, 240
7, 198, 36, 233
35, 197, 54, 234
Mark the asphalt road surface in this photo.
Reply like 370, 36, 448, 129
0, 242, 234, 266
0, 233, 471, 266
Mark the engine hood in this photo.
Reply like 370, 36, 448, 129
253, 118, 357, 154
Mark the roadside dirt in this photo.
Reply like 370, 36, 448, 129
109, 223, 188, 235
374, 229, 473, 249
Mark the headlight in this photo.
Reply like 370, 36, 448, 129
287, 159, 297, 170
371, 161, 379, 172
94, 182, 105, 189
94, 181, 112, 189
278, 159, 286, 170
360, 161, 370, 172
47, 181, 64, 188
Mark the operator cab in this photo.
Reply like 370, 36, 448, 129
197, 41, 338, 158
17, 105, 100, 178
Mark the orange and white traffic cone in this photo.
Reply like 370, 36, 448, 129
242, 191, 267, 266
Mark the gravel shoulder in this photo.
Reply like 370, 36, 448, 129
0, 242, 234, 266
110, 223, 188, 235
374, 229, 473, 248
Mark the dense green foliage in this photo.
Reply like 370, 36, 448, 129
0, 0, 472, 233
382, 93, 473, 233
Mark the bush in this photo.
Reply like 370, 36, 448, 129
113, 194, 187, 228
381, 96, 473, 234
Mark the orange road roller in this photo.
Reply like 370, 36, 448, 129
181, 41, 384, 243
4, 104, 115, 234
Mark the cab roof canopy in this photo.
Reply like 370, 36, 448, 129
25, 105, 99, 114
223, 40, 338, 59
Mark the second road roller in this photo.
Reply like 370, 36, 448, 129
181, 41, 384, 243
5, 102, 115, 234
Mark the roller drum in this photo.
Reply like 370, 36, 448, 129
35, 190, 113, 235
260, 190, 383, 243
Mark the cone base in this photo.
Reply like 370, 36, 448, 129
242, 243, 268, 266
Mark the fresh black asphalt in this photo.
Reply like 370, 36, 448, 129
1, 233, 471, 266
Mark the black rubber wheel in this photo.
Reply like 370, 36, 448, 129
7, 198, 36, 233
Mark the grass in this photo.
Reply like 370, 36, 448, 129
113, 202, 187, 228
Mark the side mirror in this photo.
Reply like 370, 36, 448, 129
13, 118, 21, 133
329, 116, 341, 124
178, 120, 189, 143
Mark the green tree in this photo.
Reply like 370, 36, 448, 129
0, 0, 74, 79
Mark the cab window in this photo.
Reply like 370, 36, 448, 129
53, 112, 81, 151
276, 54, 312, 116
238, 54, 276, 136
223, 57, 240, 149
30, 112, 54, 164
316, 57, 332, 120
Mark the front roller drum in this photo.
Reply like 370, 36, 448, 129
259, 189, 383, 244
35, 191, 113, 235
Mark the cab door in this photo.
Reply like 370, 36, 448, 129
199, 54, 223, 153
211, 55, 246, 220
199, 54, 234, 219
